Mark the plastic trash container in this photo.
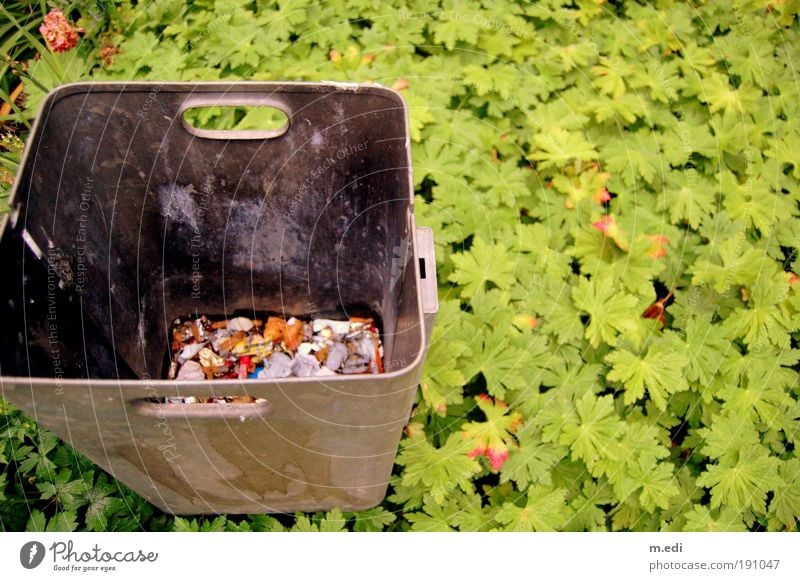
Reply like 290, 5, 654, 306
0, 82, 438, 514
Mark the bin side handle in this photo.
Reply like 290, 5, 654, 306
415, 227, 439, 348
177, 94, 292, 140
131, 398, 272, 419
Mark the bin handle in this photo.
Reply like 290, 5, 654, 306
415, 226, 438, 349
131, 397, 272, 419
178, 94, 292, 140
415, 227, 438, 315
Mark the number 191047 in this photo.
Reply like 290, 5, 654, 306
738, 560, 780, 570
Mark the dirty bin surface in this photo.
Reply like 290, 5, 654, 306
0, 82, 438, 514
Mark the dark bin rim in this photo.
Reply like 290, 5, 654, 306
5, 80, 415, 210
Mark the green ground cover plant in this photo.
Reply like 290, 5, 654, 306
1, 0, 799, 532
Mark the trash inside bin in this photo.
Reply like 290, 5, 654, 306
0, 82, 438, 515
167, 314, 385, 380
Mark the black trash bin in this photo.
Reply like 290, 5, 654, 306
0, 82, 438, 514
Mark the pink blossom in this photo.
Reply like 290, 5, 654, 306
592, 215, 615, 234
468, 447, 487, 460
648, 235, 670, 259
39, 9, 83, 53
486, 448, 509, 471
595, 187, 611, 203
468, 446, 511, 471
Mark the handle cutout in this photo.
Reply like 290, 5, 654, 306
132, 396, 272, 419
182, 104, 290, 140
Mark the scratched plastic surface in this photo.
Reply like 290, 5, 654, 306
0, 82, 436, 514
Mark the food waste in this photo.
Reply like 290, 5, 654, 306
167, 314, 384, 381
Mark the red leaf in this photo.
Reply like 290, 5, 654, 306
642, 293, 673, 326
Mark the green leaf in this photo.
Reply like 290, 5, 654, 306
448, 237, 517, 298
46, 511, 79, 532
173, 517, 201, 532
619, 458, 679, 512
395, 433, 481, 505
572, 276, 639, 347
719, 169, 789, 235
536, 280, 585, 344
698, 73, 760, 120
559, 392, 624, 469
598, 131, 662, 185
84, 496, 117, 532
683, 317, 730, 388
500, 425, 566, 488
657, 170, 718, 230
317, 508, 347, 532
529, 127, 598, 169
18, 434, 59, 477
36, 470, 86, 510
449, 491, 498, 532
591, 56, 629, 99
238, 514, 285, 532
291, 514, 319, 532
431, 5, 482, 49
682, 506, 747, 532
724, 278, 793, 349
406, 496, 459, 532
412, 140, 465, 187
605, 338, 690, 410
173, 516, 227, 532
698, 415, 760, 463
495, 486, 569, 531
353, 507, 397, 532
81, 473, 122, 532
770, 459, 800, 528
460, 329, 549, 399
26, 510, 47, 532
419, 300, 473, 414
696, 445, 782, 515
765, 130, 800, 180
471, 159, 530, 207
689, 227, 766, 293
567, 481, 612, 531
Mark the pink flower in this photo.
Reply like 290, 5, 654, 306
468, 446, 487, 460
591, 214, 630, 251
468, 446, 510, 471
462, 394, 522, 472
392, 78, 410, 91
100, 45, 118, 66
486, 448, 509, 471
39, 9, 83, 53
592, 214, 615, 234
595, 187, 611, 203
647, 235, 670, 259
